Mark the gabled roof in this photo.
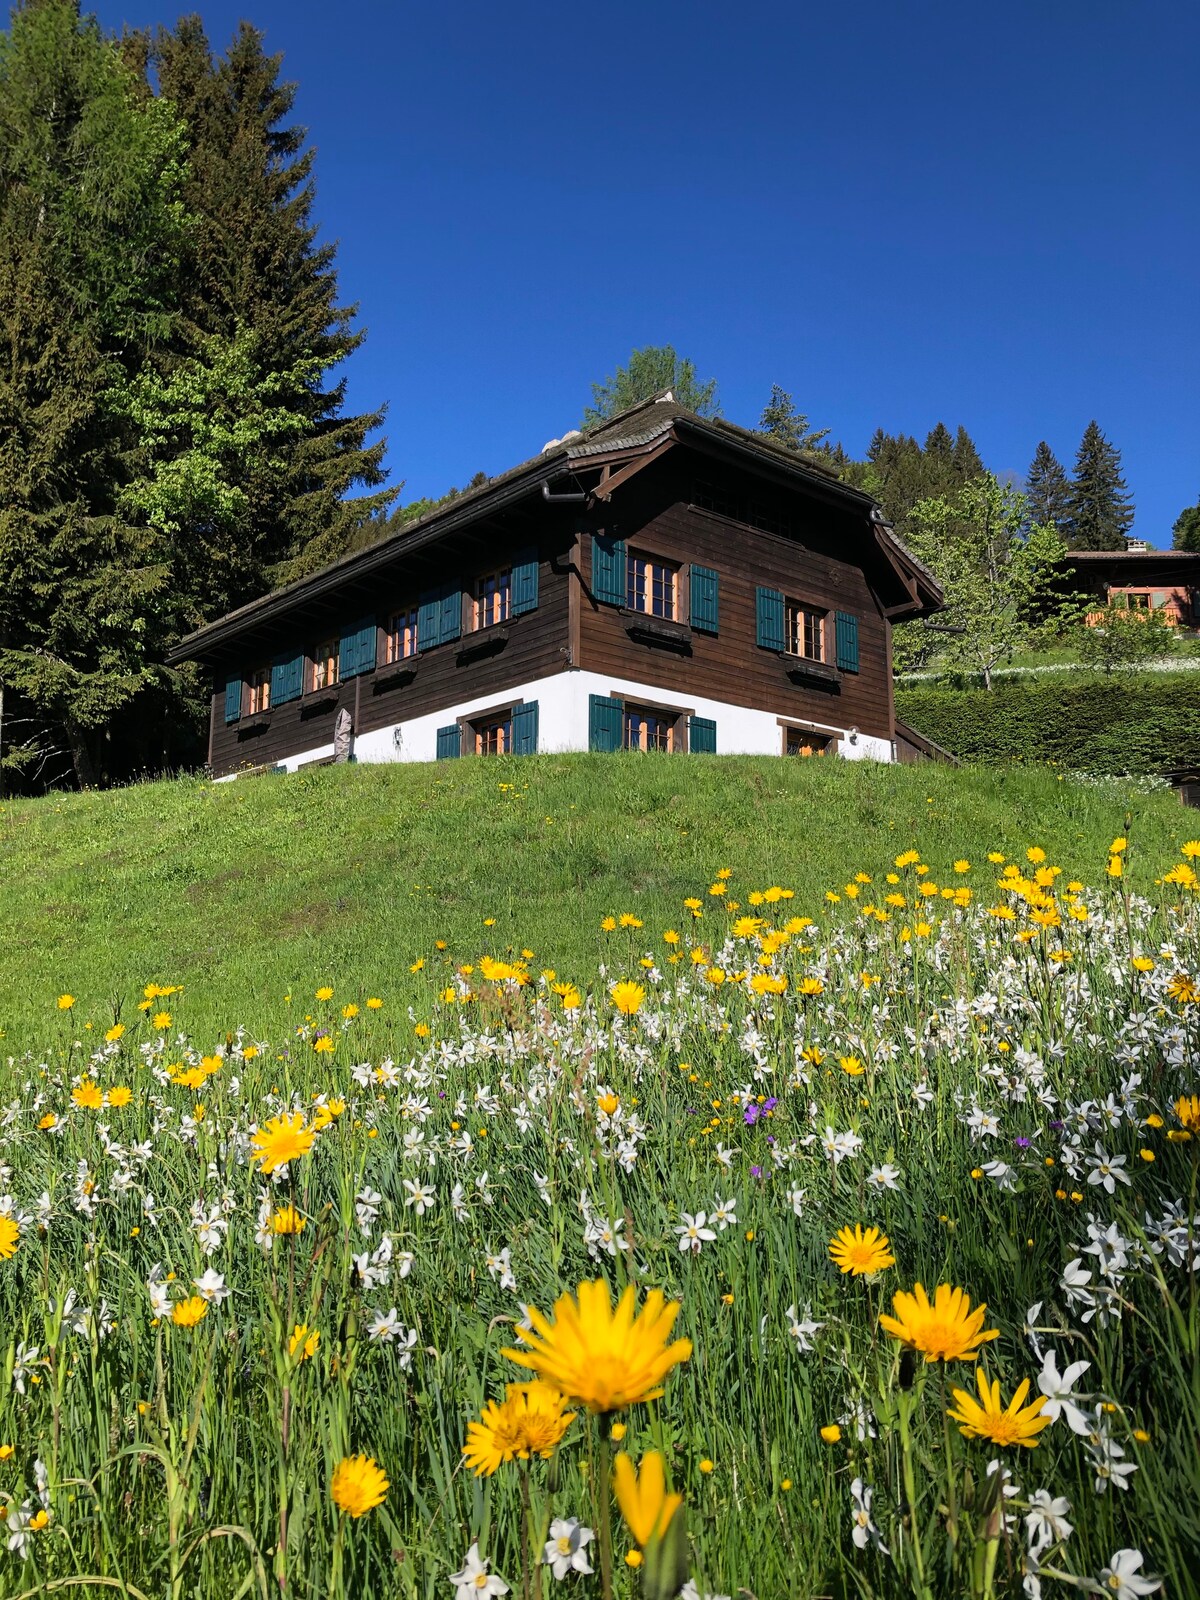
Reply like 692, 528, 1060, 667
170, 390, 939, 661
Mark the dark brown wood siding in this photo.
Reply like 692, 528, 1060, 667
207, 525, 572, 777
576, 457, 896, 740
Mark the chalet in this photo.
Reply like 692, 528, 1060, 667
170, 394, 943, 776
1058, 549, 1200, 629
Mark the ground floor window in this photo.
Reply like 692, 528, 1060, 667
471, 711, 512, 755
784, 726, 832, 757
624, 703, 679, 752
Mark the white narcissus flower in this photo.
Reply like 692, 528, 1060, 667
1035, 1350, 1091, 1434
1024, 1489, 1073, 1556
676, 1211, 717, 1255
449, 1542, 509, 1597
541, 1517, 594, 1579
680, 1582, 732, 1600
193, 1268, 230, 1304
849, 1477, 888, 1553
1097, 1550, 1161, 1599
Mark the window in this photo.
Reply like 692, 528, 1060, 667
386, 607, 419, 664
311, 638, 339, 693
626, 553, 678, 620
471, 711, 512, 755
694, 481, 790, 536
785, 727, 831, 758
624, 704, 678, 752
247, 667, 271, 715
474, 569, 511, 630
1127, 592, 1150, 610
785, 600, 825, 660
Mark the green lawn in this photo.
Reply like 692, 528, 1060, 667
2, 754, 1191, 1041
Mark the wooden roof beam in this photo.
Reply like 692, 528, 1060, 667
590, 437, 675, 503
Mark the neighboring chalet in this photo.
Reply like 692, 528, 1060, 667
1059, 549, 1200, 628
171, 394, 943, 777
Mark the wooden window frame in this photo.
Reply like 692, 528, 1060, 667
385, 605, 420, 664
784, 598, 826, 662
778, 717, 839, 758
601, 690, 696, 754
247, 666, 272, 716
473, 568, 512, 631
625, 550, 680, 622
310, 637, 340, 695
456, 696, 525, 757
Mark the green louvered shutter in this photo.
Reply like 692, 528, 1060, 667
689, 565, 720, 633
439, 583, 462, 645
272, 652, 304, 705
417, 590, 441, 651
588, 694, 623, 752
591, 536, 626, 606
835, 611, 860, 673
339, 616, 377, 680
435, 725, 460, 760
511, 700, 539, 755
223, 676, 242, 724
511, 548, 539, 615
756, 587, 785, 651
689, 715, 716, 753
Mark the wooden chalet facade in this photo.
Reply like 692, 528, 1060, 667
171, 395, 943, 777
1059, 549, 1200, 628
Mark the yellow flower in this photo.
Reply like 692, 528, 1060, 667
107, 1086, 133, 1108
947, 1367, 1051, 1449
331, 1455, 389, 1518
289, 1324, 320, 1362
367, 997, 383, 1009
612, 1450, 683, 1547
828, 1224, 895, 1277
271, 1205, 306, 1235
1174, 1094, 1200, 1132
0, 1217, 20, 1260
663, 930, 680, 945
698, 1458, 714, 1474
314, 1035, 335, 1054
105, 1023, 125, 1043
1026, 847, 1046, 863
56, 994, 75, 1010
597, 1092, 620, 1116
172, 1296, 209, 1329
0, 1445, 12, 1460
749, 973, 787, 996
315, 986, 334, 1001
502, 1280, 692, 1414
797, 977, 824, 997
37, 1114, 57, 1131
819, 1424, 841, 1444
251, 1112, 316, 1175
342, 1003, 359, 1019
838, 1056, 865, 1077
462, 1382, 575, 1475
152, 1011, 172, 1029
954, 860, 970, 873
1132, 957, 1155, 972
619, 913, 644, 929
610, 981, 646, 1017
880, 1283, 999, 1364
72, 1080, 104, 1110
600, 916, 617, 932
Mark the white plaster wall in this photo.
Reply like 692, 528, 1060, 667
260, 667, 893, 773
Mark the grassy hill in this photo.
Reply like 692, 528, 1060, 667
1, 754, 1192, 1041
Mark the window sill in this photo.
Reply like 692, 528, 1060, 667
373, 664, 417, 693
301, 691, 340, 719
457, 628, 509, 664
235, 717, 271, 740
780, 653, 842, 688
620, 611, 693, 652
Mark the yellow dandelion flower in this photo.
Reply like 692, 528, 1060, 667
172, 1296, 209, 1329
880, 1282, 999, 1364
56, 994, 75, 1010
251, 1112, 316, 1175
947, 1367, 1051, 1449
828, 1224, 895, 1277
271, 1205, 306, 1235
331, 1455, 389, 1518
0, 1218, 20, 1260
610, 981, 646, 1016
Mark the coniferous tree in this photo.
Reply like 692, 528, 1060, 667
924, 422, 955, 473
150, 17, 396, 590
1025, 441, 1072, 534
1172, 498, 1200, 552
1066, 421, 1134, 550
581, 345, 719, 429
0, 0, 187, 786
755, 384, 830, 453
952, 425, 983, 481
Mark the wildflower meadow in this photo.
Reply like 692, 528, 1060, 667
2, 826, 1199, 1599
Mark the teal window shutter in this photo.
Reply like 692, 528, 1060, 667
511, 700, 539, 755
439, 583, 462, 644
435, 724, 460, 759
835, 611, 860, 672
417, 590, 441, 651
591, 535, 626, 606
756, 587, 785, 651
511, 548, 539, 615
271, 653, 304, 705
339, 616, 377, 680
588, 693, 623, 752
689, 715, 716, 753
689, 565, 720, 633
224, 676, 242, 724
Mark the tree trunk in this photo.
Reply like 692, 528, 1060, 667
63, 716, 99, 789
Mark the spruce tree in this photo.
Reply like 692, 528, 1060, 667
0, 0, 186, 786
151, 17, 396, 590
755, 384, 830, 453
952, 425, 983, 481
1066, 421, 1134, 550
1025, 441, 1072, 534
1172, 498, 1200, 552
581, 345, 719, 428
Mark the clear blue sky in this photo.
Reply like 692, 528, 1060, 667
94, 0, 1198, 545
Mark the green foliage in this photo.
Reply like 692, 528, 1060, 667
1074, 606, 1174, 675
1066, 420, 1134, 550
847, 422, 987, 536
581, 344, 719, 429
1025, 440, 1072, 534
893, 475, 1070, 685
1172, 500, 1200, 552
897, 672, 1200, 773
755, 384, 830, 453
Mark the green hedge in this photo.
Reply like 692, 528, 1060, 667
896, 673, 1200, 774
